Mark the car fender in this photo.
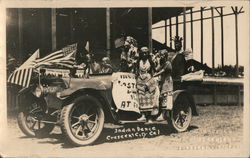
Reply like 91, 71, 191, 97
61, 88, 117, 123
18, 85, 35, 96
173, 90, 198, 116
18, 88, 48, 112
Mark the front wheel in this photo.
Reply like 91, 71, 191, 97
60, 96, 105, 146
167, 103, 192, 132
17, 104, 55, 137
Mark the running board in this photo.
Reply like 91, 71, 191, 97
119, 119, 166, 124
40, 120, 59, 125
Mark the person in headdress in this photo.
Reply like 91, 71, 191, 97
170, 36, 188, 80
120, 36, 139, 73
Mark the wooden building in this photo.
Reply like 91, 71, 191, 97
6, 7, 245, 112
6, 7, 244, 74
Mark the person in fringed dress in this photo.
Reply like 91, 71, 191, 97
153, 49, 173, 110
136, 47, 160, 122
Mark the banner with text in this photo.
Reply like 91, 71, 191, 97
112, 72, 140, 113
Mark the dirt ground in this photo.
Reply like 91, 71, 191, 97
0, 105, 244, 157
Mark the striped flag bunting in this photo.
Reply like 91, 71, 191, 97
8, 68, 33, 88
7, 49, 40, 87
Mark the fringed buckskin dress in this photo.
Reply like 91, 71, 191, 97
136, 59, 160, 114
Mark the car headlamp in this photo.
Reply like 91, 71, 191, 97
32, 85, 43, 98
56, 92, 61, 98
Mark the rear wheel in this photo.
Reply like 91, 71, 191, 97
60, 96, 105, 146
167, 96, 192, 132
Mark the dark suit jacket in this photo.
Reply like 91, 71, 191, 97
171, 53, 187, 80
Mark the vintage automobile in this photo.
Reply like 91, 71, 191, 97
16, 71, 199, 146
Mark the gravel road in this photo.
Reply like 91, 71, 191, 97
0, 105, 244, 157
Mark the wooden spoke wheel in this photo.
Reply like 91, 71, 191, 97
60, 96, 104, 146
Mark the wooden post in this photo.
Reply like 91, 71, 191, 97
190, 8, 194, 50
183, 7, 186, 50
200, 7, 204, 64
70, 10, 74, 43
169, 18, 172, 49
220, 7, 224, 67
148, 7, 153, 53
40, 9, 46, 55
176, 16, 179, 37
165, 20, 167, 47
234, 7, 239, 77
18, 9, 23, 62
211, 7, 215, 75
111, 9, 117, 46
106, 8, 111, 58
51, 8, 57, 51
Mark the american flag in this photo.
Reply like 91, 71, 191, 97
7, 49, 40, 87
35, 50, 76, 69
34, 43, 77, 69
7, 44, 77, 87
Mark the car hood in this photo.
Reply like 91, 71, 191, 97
60, 74, 113, 97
